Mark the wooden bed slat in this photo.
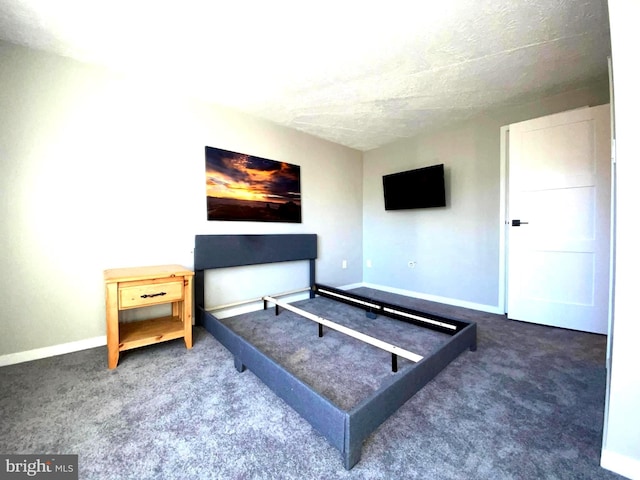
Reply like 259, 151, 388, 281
263, 296, 423, 363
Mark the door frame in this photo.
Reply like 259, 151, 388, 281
498, 125, 509, 314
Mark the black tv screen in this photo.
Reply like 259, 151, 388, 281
383, 164, 446, 210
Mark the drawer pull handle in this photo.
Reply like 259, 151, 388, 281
140, 292, 167, 298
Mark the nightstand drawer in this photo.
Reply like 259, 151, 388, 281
119, 280, 184, 308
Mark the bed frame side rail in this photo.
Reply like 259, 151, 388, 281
343, 321, 478, 469
199, 305, 347, 453
314, 283, 470, 335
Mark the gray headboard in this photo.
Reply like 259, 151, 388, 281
193, 234, 318, 322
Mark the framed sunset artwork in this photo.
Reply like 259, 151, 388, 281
205, 146, 302, 223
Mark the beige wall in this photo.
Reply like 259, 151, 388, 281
0, 41, 363, 357
362, 80, 610, 311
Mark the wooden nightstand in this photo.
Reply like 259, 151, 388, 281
104, 265, 194, 369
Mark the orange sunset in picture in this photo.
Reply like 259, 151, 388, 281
205, 146, 302, 223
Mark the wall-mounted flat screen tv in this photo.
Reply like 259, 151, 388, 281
383, 163, 446, 210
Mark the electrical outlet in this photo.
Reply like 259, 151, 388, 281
408, 261, 417, 268
342, 260, 347, 269
366, 259, 372, 268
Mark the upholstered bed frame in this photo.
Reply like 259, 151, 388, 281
194, 234, 476, 469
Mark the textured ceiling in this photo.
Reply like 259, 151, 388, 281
0, 0, 611, 151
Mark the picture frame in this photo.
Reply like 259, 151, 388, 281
205, 146, 302, 223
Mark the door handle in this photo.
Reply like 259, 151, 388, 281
511, 219, 529, 227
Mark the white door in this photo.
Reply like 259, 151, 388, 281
507, 104, 611, 334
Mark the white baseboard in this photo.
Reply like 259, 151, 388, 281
211, 281, 504, 320
212, 284, 364, 319
601, 448, 640, 480
0, 336, 106, 368
338, 282, 365, 290
0, 284, 499, 368
359, 282, 503, 315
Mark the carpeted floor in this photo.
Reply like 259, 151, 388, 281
219, 294, 451, 411
0, 288, 624, 479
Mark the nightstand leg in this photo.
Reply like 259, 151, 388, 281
107, 344, 119, 369
105, 282, 120, 369
183, 277, 193, 349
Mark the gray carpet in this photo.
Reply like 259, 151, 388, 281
0, 288, 624, 479
220, 294, 450, 410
